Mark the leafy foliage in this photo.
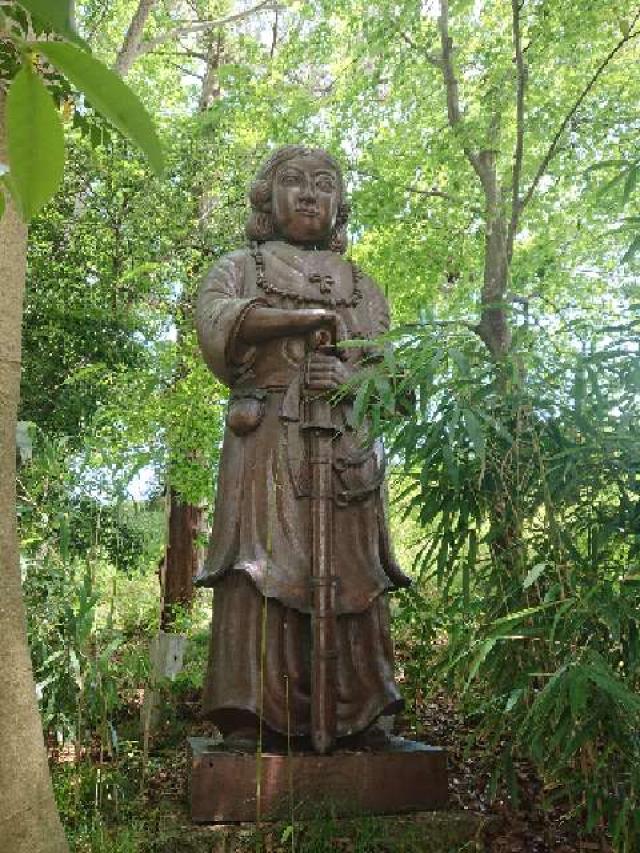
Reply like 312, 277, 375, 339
9, 0, 640, 849
352, 297, 640, 846
35, 41, 164, 176
1, 3, 163, 224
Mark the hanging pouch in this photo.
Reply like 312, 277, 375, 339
227, 388, 267, 436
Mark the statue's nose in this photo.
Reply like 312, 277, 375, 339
299, 176, 316, 201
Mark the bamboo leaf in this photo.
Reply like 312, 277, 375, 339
464, 639, 496, 690
595, 170, 626, 199
463, 528, 476, 611
352, 377, 370, 424
489, 599, 569, 633
35, 41, 164, 177
449, 347, 469, 375
6, 63, 65, 220
374, 374, 394, 412
463, 408, 485, 459
585, 159, 629, 174
568, 668, 587, 719
584, 660, 640, 712
622, 235, 640, 264
523, 561, 547, 589
505, 688, 523, 712
623, 165, 639, 203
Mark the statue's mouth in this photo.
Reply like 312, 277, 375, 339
296, 207, 319, 217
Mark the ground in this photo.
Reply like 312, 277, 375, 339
51, 663, 612, 852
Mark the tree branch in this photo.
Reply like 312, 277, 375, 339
145, 49, 209, 60
198, 31, 223, 112
114, 0, 158, 77
166, 60, 204, 80
136, 1, 280, 58
352, 167, 482, 212
438, 0, 461, 127
399, 319, 481, 336
507, 0, 526, 262
436, 0, 511, 359
399, 31, 442, 68
520, 10, 640, 213
270, 4, 279, 60
437, 0, 485, 182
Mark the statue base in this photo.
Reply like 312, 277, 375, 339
188, 736, 447, 823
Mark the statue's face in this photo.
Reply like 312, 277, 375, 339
272, 154, 339, 246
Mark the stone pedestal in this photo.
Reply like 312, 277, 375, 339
188, 736, 447, 823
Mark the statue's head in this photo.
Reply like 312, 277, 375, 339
246, 145, 350, 253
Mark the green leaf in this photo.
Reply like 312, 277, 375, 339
489, 599, 569, 633
585, 159, 628, 174
464, 638, 496, 690
35, 41, 164, 177
449, 347, 469, 374
623, 165, 639, 203
622, 235, 640, 264
584, 661, 640, 712
373, 374, 394, 411
568, 668, 587, 719
463, 528, 476, 611
523, 561, 547, 589
16, 0, 85, 47
280, 826, 294, 844
595, 169, 626, 199
6, 63, 65, 221
505, 688, 523, 713
463, 408, 485, 458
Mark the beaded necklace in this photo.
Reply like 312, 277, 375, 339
251, 242, 363, 309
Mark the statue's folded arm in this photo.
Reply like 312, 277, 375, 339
195, 251, 267, 387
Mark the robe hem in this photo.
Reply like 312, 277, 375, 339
195, 563, 393, 615
204, 695, 405, 740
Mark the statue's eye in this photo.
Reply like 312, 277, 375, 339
281, 173, 300, 185
316, 177, 335, 192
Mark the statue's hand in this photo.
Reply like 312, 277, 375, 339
306, 352, 351, 391
240, 307, 337, 345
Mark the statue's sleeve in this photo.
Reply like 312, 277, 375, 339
195, 251, 266, 387
367, 281, 391, 336
358, 276, 391, 362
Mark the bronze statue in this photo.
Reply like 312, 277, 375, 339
195, 145, 410, 754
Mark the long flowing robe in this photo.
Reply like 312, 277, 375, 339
195, 240, 404, 739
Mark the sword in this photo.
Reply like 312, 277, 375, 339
303, 325, 339, 755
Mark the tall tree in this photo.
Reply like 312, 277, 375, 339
102, 0, 281, 628
0, 88, 69, 853
0, 4, 163, 848
161, 29, 228, 628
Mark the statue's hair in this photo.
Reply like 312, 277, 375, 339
245, 145, 350, 253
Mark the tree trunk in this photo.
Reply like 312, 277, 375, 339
141, 487, 201, 735
113, 0, 158, 77
158, 35, 224, 629
0, 92, 69, 853
198, 32, 223, 112
476, 152, 511, 360
161, 487, 200, 630
473, 157, 523, 582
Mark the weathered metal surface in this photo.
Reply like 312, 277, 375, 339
189, 737, 448, 823
194, 146, 411, 747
